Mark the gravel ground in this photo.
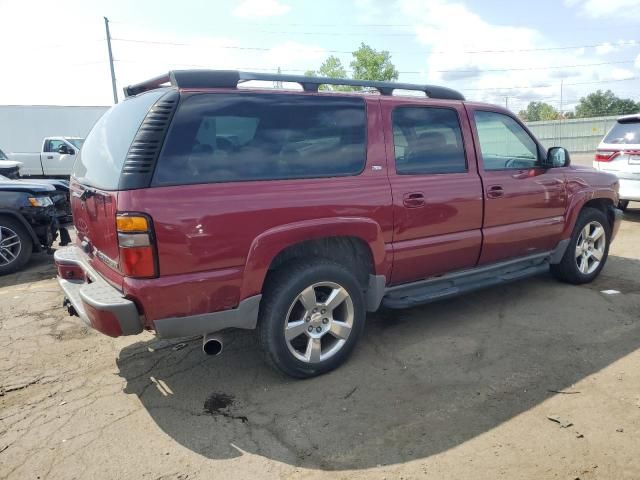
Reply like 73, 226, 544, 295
1, 208, 640, 479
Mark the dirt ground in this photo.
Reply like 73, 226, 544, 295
2, 207, 640, 479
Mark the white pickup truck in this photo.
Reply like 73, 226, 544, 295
10, 137, 84, 178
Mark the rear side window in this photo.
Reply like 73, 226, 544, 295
604, 120, 640, 144
474, 111, 539, 170
153, 93, 366, 186
392, 107, 466, 174
73, 89, 167, 190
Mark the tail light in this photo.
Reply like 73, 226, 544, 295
116, 213, 158, 278
595, 150, 619, 162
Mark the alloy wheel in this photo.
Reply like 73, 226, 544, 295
575, 220, 606, 275
0, 226, 21, 267
284, 281, 354, 364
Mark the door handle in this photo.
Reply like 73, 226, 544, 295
487, 185, 504, 198
403, 192, 425, 208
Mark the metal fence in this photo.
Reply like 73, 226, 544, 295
525, 115, 619, 153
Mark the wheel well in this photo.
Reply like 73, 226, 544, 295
583, 198, 615, 229
267, 236, 375, 288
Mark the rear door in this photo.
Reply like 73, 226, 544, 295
467, 106, 566, 265
382, 97, 483, 285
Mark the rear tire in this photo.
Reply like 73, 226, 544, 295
550, 207, 610, 284
258, 259, 366, 378
0, 217, 33, 276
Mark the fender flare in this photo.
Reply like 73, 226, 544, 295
0, 209, 40, 252
239, 217, 388, 300
561, 187, 616, 239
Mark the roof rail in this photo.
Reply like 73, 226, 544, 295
123, 70, 465, 101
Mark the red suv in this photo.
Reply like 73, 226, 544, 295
55, 70, 621, 378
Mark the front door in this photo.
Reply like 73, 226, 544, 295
468, 108, 567, 265
382, 98, 484, 285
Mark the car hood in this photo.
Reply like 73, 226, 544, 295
27, 178, 70, 191
0, 179, 56, 193
0, 160, 22, 169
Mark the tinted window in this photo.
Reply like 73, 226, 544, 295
604, 120, 640, 145
73, 89, 167, 190
153, 93, 366, 186
474, 111, 539, 170
392, 107, 466, 174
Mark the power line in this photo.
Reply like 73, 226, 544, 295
110, 36, 640, 56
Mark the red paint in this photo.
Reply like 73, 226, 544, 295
83, 303, 123, 337
65, 88, 621, 337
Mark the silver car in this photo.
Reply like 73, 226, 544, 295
594, 113, 640, 211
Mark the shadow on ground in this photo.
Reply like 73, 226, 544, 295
116, 254, 640, 470
0, 251, 57, 289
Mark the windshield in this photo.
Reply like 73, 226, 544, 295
0, 148, 7, 160
73, 89, 167, 190
604, 120, 640, 145
67, 138, 84, 149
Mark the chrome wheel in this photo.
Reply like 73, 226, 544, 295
575, 220, 606, 275
0, 226, 21, 267
284, 281, 354, 364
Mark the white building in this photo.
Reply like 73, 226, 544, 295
0, 105, 108, 153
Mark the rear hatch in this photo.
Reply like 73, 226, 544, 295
71, 89, 170, 288
595, 117, 640, 178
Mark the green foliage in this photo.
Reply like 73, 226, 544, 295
350, 43, 399, 83
575, 90, 640, 118
305, 43, 398, 92
518, 102, 560, 122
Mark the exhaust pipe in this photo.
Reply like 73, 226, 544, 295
202, 333, 224, 356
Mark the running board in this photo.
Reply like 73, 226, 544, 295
382, 252, 551, 309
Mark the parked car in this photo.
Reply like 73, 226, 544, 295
0, 175, 71, 275
54, 70, 621, 378
9, 137, 84, 178
594, 113, 640, 211
0, 147, 22, 179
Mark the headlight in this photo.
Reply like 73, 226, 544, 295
28, 196, 53, 207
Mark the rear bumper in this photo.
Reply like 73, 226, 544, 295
55, 245, 261, 339
54, 246, 142, 337
618, 178, 640, 201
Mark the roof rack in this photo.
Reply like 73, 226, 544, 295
123, 70, 465, 101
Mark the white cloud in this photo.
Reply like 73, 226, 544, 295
634, 53, 640, 69
610, 68, 636, 80
595, 42, 615, 55
262, 42, 327, 69
232, 0, 291, 18
565, 0, 640, 17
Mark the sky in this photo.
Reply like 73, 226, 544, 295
1, 0, 640, 114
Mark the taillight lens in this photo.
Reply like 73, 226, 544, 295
595, 150, 619, 162
116, 213, 157, 278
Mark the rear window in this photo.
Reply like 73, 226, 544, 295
604, 120, 640, 145
152, 93, 366, 186
72, 89, 167, 190
0, 148, 6, 160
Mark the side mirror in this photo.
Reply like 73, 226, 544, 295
57, 145, 68, 154
546, 147, 570, 168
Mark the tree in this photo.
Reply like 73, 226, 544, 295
518, 101, 560, 122
575, 90, 640, 118
305, 43, 398, 91
350, 43, 399, 83
305, 56, 352, 91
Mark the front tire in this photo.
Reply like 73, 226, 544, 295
0, 217, 33, 276
550, 207, 610, 284
258, 259, 366, 378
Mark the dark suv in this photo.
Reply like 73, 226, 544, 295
55, 70, 621, 378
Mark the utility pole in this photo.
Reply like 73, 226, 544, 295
104, 16, 118, 104
504, 96, 509, 110
274, 67, 283, 89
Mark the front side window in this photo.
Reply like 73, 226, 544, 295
474, 111, 539, 170
392, 107, 466, 174
46, 140, 65, 153
153, 93, 367, 186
